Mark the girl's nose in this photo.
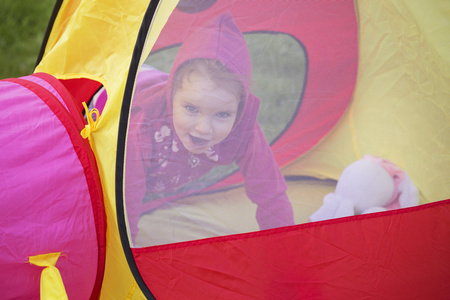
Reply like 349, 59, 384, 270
194, 117, 213, 135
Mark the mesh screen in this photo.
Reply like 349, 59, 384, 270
124, 3, 357, 247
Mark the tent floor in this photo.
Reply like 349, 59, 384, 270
135, 178, 336, 247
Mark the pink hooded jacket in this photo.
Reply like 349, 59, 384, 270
126, 12, 294, 237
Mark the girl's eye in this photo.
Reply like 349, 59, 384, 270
216, 112, 230, 118
185, 105, 198, 113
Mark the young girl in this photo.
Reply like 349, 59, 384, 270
125, 12, 294, 243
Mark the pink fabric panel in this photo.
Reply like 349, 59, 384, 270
0, 80, 98, 299
19, 74, 69, 111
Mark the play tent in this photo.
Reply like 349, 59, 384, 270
1, 0, 449, 299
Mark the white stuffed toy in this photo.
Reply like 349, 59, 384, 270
310, 155, 419, 222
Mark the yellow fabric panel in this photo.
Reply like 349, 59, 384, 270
96, 2, 179, 298
43, 0, 82, 54
35, 0, 178, 299
28, 252, 68, 300
283, 0, 450, 203
35, 0, 148, 93
96, 2, 179, 299
36, 1, 148, 299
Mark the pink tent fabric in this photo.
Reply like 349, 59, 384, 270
0, 74, 105, 299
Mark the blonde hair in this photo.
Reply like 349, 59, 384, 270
172, 59, 246, 108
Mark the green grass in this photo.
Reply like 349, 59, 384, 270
0, 0, 55, 79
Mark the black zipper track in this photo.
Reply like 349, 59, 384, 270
116, 0, 161, 299
34, 0, 64, 69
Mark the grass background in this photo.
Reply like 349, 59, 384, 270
0, 0, 55, 79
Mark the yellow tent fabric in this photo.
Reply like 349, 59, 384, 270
284, 0, 450, 204
34, 0, 449, 298
36, 0, 178, 298
28, 252, 68, 300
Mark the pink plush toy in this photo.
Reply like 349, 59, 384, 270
310, 155, 419, 222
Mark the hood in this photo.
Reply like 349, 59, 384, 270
132, 12, 261, 164
167, 12, 257, 127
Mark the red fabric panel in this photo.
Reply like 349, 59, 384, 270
133, 200, 450, 299
59, 78, 102, 112
32, 73, 87, 131
40, 77, 106, 300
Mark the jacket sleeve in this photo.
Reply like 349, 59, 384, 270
124, 68, 171, 241
236, 122, 295, 230
124, 106, 153, 241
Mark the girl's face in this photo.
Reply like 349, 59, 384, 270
172, 73, 239, 154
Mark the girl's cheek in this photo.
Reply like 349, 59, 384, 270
176, 111, 193, 124
217, 120, 234, 137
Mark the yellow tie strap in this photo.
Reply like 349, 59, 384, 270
81, 101, 100, 139
28, 252, 68, 300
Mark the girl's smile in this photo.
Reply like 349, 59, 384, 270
172, 73, 239, 154
189, 134, 209, 149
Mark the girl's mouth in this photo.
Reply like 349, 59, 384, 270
189, 134, 209, 148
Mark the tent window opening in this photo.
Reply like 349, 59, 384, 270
125, 15, 307, 247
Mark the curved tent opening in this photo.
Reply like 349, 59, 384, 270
114, 1, 449, 299
116, 0, 358, 297
118, 0, 357, 246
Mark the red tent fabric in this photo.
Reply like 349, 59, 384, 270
133, 199, 450, 299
